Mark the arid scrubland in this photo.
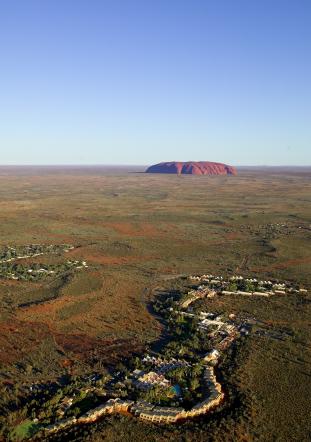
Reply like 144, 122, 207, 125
0, 167, 310, 441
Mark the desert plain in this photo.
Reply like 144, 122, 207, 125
0, 166, 310, 441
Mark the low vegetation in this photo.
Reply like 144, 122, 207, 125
0, 168, 309, 441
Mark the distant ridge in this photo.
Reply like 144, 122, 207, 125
146, 161, 237, 175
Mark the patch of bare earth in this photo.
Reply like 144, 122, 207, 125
103, 222, 160, 237
0, 319, 50, 364
53, 333, 143, 365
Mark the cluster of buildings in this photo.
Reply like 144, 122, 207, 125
0, 244, 81, 281
132, 383, 223, 423
180, 286, 216, 308
31, 272, 308, 438
190, 274, 223, 283
0, 246, 45, 264
129, 357, 192, 393
44, 358, 225, 435
189, 274, 307, 297
44, 398, 134, 433
196, 312, 240, 352
0, 259, 88, 281
132, 370, 171, 391
56, 397, 74, 418
198, 313, 225, 330
0, 244, 75, 263
41, 314, 228, 435
141, 355, 190, 374
42, 308, 228, 435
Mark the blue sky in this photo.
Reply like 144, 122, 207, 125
0, 0, 310, 165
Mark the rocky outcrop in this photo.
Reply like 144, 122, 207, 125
146, 161, 237, 175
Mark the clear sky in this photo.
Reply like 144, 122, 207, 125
0, 0, 310, 165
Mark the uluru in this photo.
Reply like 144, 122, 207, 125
145, 161, 237, 176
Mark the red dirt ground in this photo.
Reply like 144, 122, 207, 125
0, 319, 50, 364
251, 257, 311, 272
54, 332, 143, 364
103, 222, 160, 237
0, 316, 143, 368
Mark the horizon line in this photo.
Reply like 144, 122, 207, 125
0, 164, 310, 168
